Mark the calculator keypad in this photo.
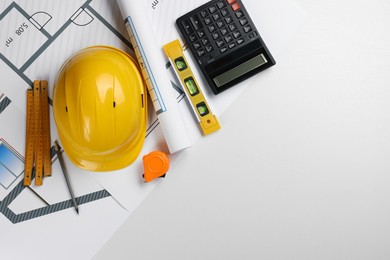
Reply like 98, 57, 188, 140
177, 0, 275, 94
179, 0, 257, 63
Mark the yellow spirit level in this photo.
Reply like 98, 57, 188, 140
163, 39, 221, 135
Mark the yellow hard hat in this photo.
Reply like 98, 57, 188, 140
53, 46, 147, 171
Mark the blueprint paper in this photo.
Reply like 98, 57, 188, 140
118, 0, 194, 154
0, 0, 306, 259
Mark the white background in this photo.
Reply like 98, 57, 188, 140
94, 0, 390, 259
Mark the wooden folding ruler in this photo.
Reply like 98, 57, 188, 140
24, 80, 52, 186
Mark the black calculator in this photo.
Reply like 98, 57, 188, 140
177, 0, 275, 94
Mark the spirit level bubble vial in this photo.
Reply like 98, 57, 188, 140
163, 39, 221, 135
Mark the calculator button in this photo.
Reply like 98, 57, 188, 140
220, 47, 228, 53
197, 30, 206, 38
200, 10, 208, 18
228, 23, 237, 31
216, 39, 224, 47
233, 31, 241, 39
208, 25, 216, 33
181, 20, 193, 34
239, 18, 248, 26
197, 49, 206, 57
235, 10, 244, 18
216, 21, 224, 28
221, 9, 229, 17
243, 25, 252, 33
193, 42, 201, 50
201, 37, 210, 46
231, 3, 240, 11
237, 38, 244, 45
190, 15, 203, 30
220, 27, 228, 35
205, 45, 214, 53
224, 35, 233, 43
188, 34, 196, 42
212, 32, 220, 40
217, 1, 226, 9
208, 5, 217, 13
212, 13, 221, 21
226, 0, 236, 4
224, 16, 233, 24
204, 17, 212, 25
228, 43, 236, 49
249, 32, 257, 38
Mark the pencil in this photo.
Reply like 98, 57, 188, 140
54, 140, 79, 214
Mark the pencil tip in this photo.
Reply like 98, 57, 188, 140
76, 208, 79, 215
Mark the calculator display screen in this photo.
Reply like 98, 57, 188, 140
213, 54, 268, 88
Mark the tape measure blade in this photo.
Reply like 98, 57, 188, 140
24, 89, 34, 186
40, 80, 52, 177
33, 81, 43, 186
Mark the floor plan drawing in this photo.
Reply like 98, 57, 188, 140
0, 0, 138, 224
0, 0, 133, 104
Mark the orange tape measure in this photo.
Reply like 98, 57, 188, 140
143, 151, 170, 182
24, 80, 52, 186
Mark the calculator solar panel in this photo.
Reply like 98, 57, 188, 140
177, 0, 275, 94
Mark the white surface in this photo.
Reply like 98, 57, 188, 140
93, 0, 390, 259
